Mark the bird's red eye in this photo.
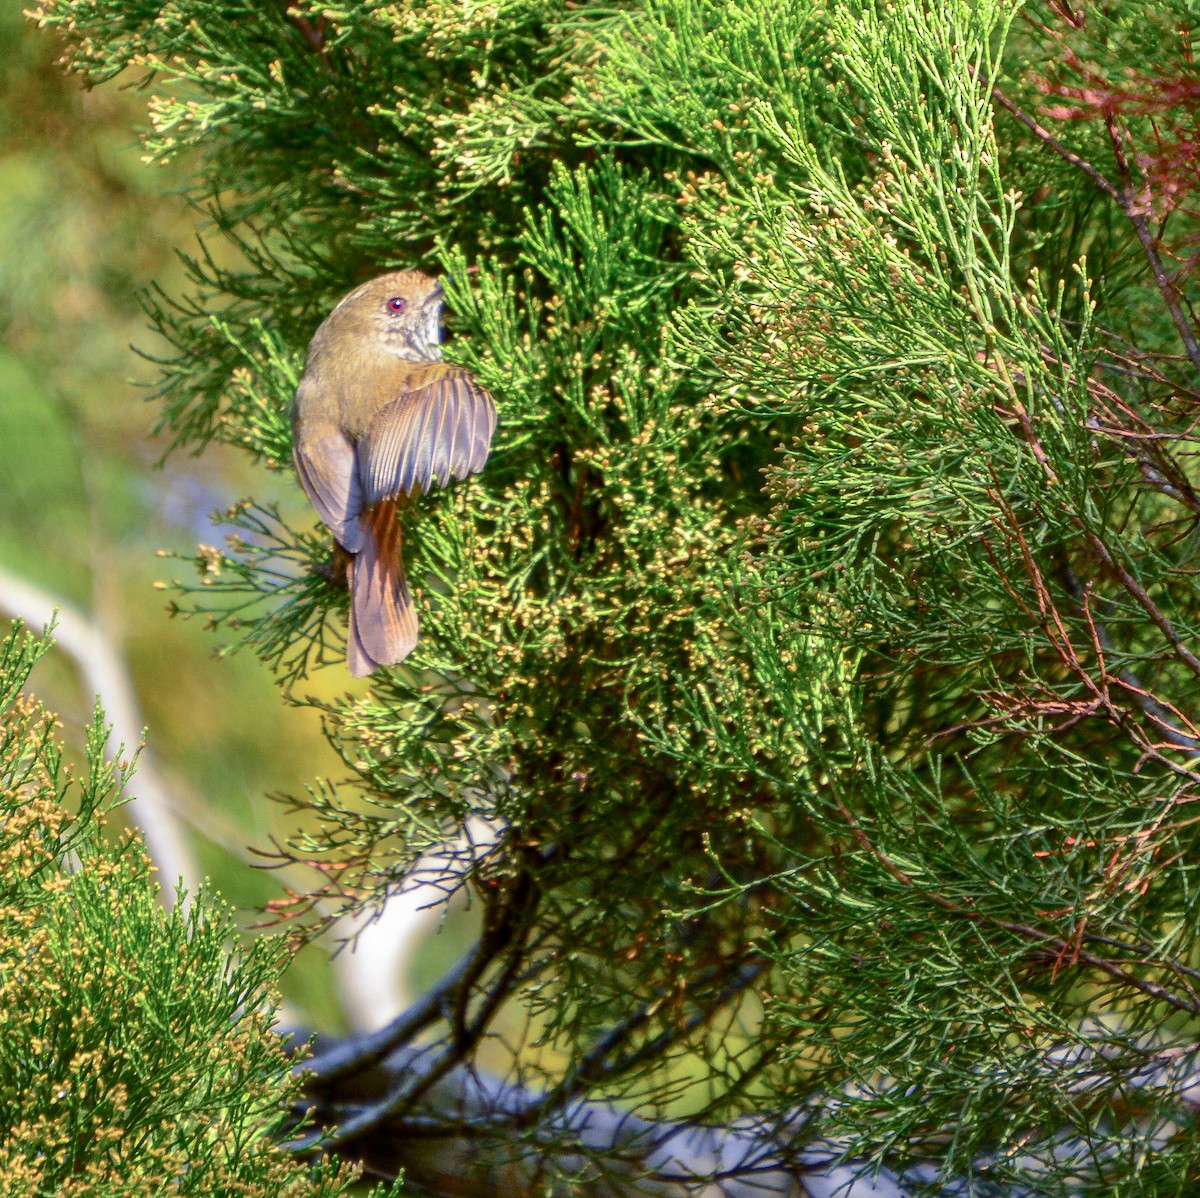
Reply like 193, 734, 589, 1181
386, 296, 407, 313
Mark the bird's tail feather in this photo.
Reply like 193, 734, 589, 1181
347, 498, 418, 677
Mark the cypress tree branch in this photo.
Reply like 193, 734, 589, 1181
1103, 112, 1200, 379
987, 81, 1122, 203
988, 75, 1200, 379
31, 1, 1200, 1192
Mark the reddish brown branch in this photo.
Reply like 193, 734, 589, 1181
282, 2, 335, 72
835, 803, 1200, 1017
1103, 113, 1200, 378
982, 68, 1200, 379
986, 80, 1121, 202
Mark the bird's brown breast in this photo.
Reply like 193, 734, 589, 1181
297, 354, 463, 442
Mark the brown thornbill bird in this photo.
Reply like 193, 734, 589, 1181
291, 271, 497, 676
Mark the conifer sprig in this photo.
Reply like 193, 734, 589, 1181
30, 0, 1200, 1192
0, 620, 386, 1196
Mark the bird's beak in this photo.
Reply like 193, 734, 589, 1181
425, 278, 446, 312
421, 281, 446, 360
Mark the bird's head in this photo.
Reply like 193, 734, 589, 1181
325, 270, 446, 364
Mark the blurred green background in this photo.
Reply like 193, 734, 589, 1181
0, 0, 361, 1028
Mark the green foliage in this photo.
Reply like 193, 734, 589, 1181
663, 0, 1200, 1187
0, 621, 368, 1197
28, 0, 1200, 1192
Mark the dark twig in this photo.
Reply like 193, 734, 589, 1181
836, 801, 1200, 1017
1058, 559, 1200, 752
518, 958, 766, 1127
297, 867, 541, 1151
983, 76, 1200, 380
281, 1, 335, 72
1104, 114, 1200, 379
986, 81, 1122, 203
301, 941, 484, 1087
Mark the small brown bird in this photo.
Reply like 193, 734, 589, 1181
291, 271, 496, 676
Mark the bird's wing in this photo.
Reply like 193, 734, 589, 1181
357, 366, 497, 504
293, 415, 365, 553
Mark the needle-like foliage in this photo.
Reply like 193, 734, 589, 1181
0, 620, 378, 1196
28, 0, 1200, 1193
